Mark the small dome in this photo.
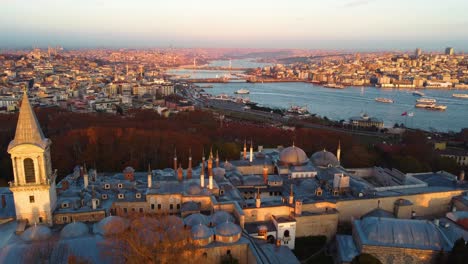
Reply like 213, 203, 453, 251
215, 221, 241, 237
60, 222, 89, 238
93, 216, 129, 236
184, 213, 209, 227
242, 175, 264, 186
279, 146, 308, 166
21, 225, 52, 241
191, 224, 214, 240
211, 211, 234, 226
123, 166, 135, 173
186, 182, 202, 195
310, 150, 340, 167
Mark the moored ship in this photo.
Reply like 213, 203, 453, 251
324, 83, 345, 89
375, 97, 394, 103
412, 91, 425, 96
415, 102, 447, 111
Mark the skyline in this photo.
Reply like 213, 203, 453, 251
2, 0, 468, 51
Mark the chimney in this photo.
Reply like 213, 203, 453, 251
263, 164, 268, 184
147, 164, 152, 188
83, 164, 89, 189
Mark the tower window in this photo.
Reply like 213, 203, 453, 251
29, 195, 35, 203
24, 158, 36, 183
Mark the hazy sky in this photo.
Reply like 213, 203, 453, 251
2, 0, 468, 51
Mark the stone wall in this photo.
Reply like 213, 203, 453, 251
361, 244, 439, 264
295, 211, 338, 240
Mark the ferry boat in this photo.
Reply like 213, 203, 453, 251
412, 91, 425, 96
415, 103, 447, 111
416, 98, 437, 103
324, 83, 345, 89
375, 97, 394, 103
235, 88, 250, 94
453, 93, 468, 99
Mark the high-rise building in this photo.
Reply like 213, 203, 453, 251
445, 47, 454, 55
415, 48, 422, 58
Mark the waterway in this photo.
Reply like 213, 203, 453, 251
168, 59, 468, 132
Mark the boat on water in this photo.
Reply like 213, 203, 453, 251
235, 88, 250, 94
324, 83, 345, 89
375, 97, 394, 103
412, 91, 425, 96
416, 98, 437, 103
287, 105, 310, 116
453, 93, 468, 99
415, 102, 447, 111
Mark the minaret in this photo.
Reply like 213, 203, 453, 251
83, 164, 89, 189
243, 139, 247, 160
187, 148, 193, 179
255, 188, 261, 208
337, 140, 341, 162
173, 148, 178, 172
147, 164, 152, 189
288, 184, 294, 205
208, 148, 213, 190
263, 164, 268, 184
8, 89, 57, 226
216, 150, 220, 168
177, 163, 183, 181
249, 140, 253, 163
200, 149, 205, 188
208, 147, 213, 178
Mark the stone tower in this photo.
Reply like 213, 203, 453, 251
8, 90, 57, 226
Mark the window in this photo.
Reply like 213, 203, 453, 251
118, 183, 123, 188
176, 204, 180, 210
284, 230, 290, 237
29, 195, 35, 203
24, 158, 36, 183
123, 208, 128, 213
139, 208, 143, 213
39, 217, 43, 223
135, 193, 141, 199
118, 193, 124, 199
102, 194, 108, 199
61, 203, 69, 208
62, 216, 68, 223
151, 204, 155, 210
104, 184, 110, 189
158, 204, 161, 210
132, 208, 135, 212
170, 204, 173, 210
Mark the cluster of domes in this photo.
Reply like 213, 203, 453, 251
215, 221, 242, 243
184, 213, 209, 227
210, 211, 235, 226
279, 146, 308, 166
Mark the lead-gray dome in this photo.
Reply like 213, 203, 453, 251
211, 211, 234, 225
192, 223, 214, 240
215, 221, 241, 237
358, 217, 444, 250
310, 150, 339, 167
279, 146, 308, 166
93, 216, 129, 236
184, 213, 209, 227
60, 222, 89, 238
21, 225, 52, 241
186, 182, 202, 195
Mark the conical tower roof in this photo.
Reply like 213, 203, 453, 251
8, 91, 49, 151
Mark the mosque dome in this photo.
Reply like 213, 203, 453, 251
184, 213, 209, 227
310, 150, 340, 167
186, 182, 202, 195
60, 222, 89, 238
93, 216, 129, 236
279, 146, 308, 166
215, 221, 242, 243
191, 223, 214, 240
242, 175, 264, 186
21, 225, 52, 241
210, 211, 234, 226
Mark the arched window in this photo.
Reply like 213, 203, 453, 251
24, 158, 35, 183
284, 230, 290, 237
